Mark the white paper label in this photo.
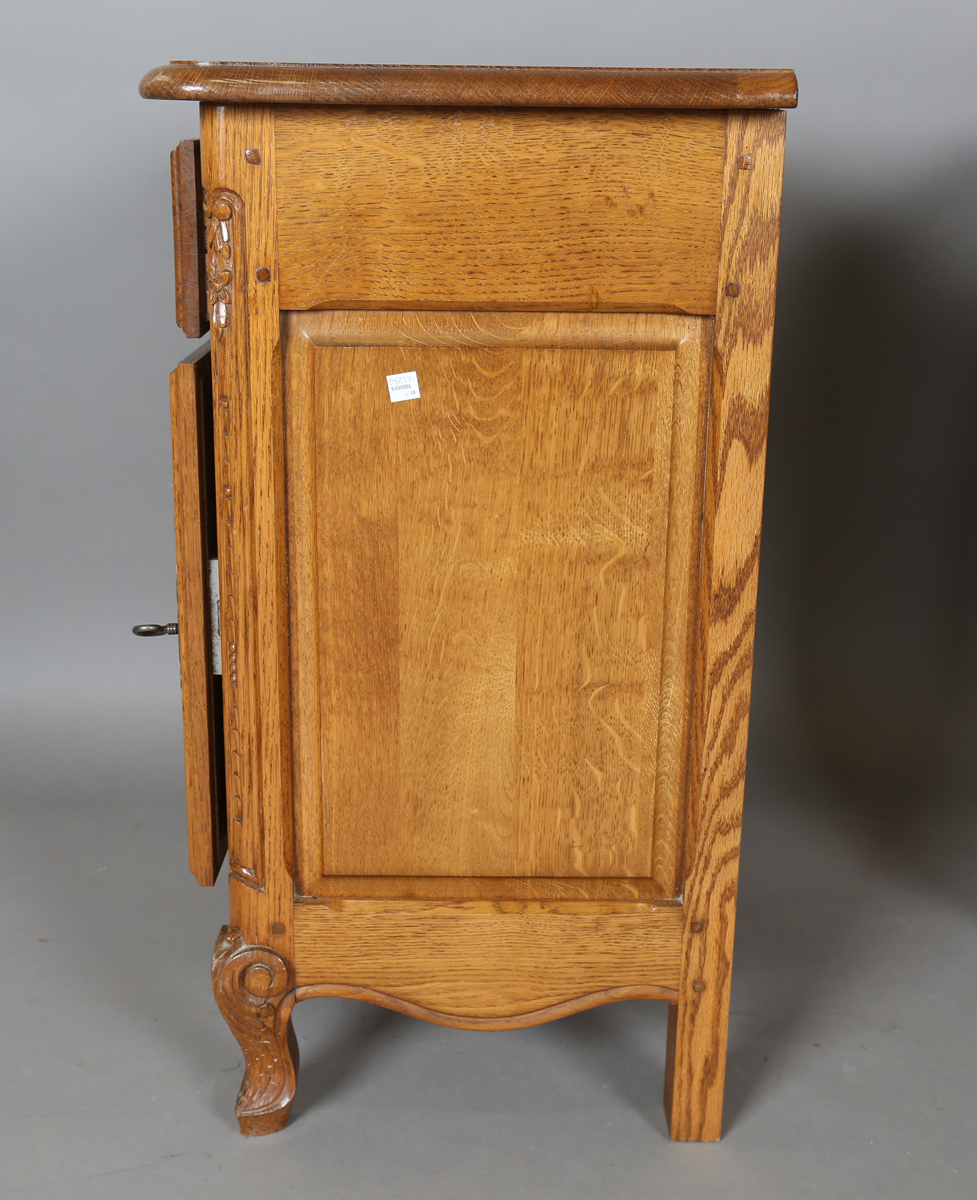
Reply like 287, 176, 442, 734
386, 370, 421, 402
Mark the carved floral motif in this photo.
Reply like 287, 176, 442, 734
212, 926, 298, 1135
229, 859, 261, 889
203, 190, 241, 340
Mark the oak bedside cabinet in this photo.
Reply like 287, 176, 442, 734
138, 61, 796, 1141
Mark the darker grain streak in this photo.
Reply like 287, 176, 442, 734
702, 683, 753, 793
717, 395, 769, 471
709, 541, 760, 625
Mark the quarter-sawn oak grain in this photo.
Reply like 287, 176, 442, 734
275, 107, 725, 313
293, 899, 683, 1022
284, 310, 707, 890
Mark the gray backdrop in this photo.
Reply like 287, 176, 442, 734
3, 2, 976, 1197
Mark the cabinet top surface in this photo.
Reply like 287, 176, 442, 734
139, 62, 797, 109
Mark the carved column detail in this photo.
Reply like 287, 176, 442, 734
203, 189, 242, 340
203, 184, 264, 891
212, 926, 298, 1135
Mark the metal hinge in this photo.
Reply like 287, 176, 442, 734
209, 558, 222, 675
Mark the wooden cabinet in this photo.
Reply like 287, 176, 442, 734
142, 61, 796, 1141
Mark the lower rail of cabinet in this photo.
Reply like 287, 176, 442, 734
210, 897, 729, 1142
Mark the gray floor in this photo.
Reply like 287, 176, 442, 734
4, 695, 976, 1200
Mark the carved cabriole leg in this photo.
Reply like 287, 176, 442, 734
212, 926, 299, 1135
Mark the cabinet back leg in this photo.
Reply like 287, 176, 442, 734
212, 925, 299, 1135
663, 990, 728, 1141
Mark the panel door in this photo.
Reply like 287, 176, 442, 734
285, 311, 711, 895
170, 342, 226, 885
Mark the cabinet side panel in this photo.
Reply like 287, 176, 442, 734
275, 107, 725, 313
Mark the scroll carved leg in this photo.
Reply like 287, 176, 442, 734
212, 925, 299, 1135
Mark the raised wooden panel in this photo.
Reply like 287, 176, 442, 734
293, 898, 683, 1025
285, 311, 710, 892
274, 107, 726, 313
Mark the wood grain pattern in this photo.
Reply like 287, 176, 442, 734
275, 107, 725, 314
284, 310, 708, 891
300, 876, 672, 900
170, 139, 208, 338
293, 899, 683, 1019
664, 110, 787, 1143
199, 105, 293, 955
200, 179, 260, 889
170, 343, 226, 885
141, 63, 797, 110
294, 983, 678, 1031
212, 926, 298, 1135
151, 75, 792, 1142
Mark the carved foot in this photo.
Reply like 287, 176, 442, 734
212, 925, 299, 1135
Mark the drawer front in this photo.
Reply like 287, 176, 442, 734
170, 139, 209, 338
274, 106, 726, 314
